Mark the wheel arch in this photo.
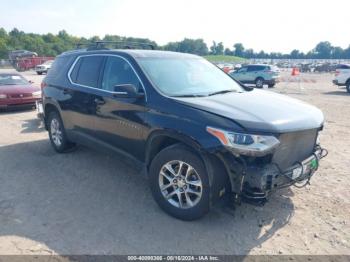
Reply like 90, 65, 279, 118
43, 102, 61, 130
145, 130, 202, 168
255, 76, 264, 82
145, 130, 231, 204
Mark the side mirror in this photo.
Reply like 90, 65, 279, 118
112, 84, 144, 99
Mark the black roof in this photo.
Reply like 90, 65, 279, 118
60, 49, 199, 59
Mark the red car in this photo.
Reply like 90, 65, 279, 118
0, 73, 41, 110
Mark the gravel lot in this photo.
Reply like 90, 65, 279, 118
0, 69, 349, 255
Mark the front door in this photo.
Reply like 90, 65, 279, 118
93, 55, 147, 160
232, 66, 249, 82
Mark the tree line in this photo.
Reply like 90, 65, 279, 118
1, 27, 350, 59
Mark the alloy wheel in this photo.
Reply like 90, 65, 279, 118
50, 118, 63, 147
159, 160, 203, 209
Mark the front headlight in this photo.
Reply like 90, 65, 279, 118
206, 126, 280, 156
0, 94, 7, 99
32, 91, 41, 98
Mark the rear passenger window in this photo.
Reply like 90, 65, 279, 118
74, 56, 104, 88
101, 56, 141, 92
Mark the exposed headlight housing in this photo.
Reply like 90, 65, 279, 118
32, 91, 41, 98
206, 126, 280, 156
0, 94, 7, 99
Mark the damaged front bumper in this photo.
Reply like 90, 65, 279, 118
219, 146, 328, 205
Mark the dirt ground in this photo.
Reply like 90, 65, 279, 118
0, 69, 349, 256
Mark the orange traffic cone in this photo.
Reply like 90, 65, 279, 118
291, 67, 300, 76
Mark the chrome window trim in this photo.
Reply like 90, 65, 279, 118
67, 54, 147, 101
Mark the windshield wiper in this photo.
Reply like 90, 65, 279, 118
172, 94, 206, 98
207, 90, 237, 96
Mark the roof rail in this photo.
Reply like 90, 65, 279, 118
75, 41, 155, 51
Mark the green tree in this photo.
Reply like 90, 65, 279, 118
224, 48, 233, 55
209, 41, 224, 55
233, 43, 244, 57
314, 41, 332, 58
164, 38, 208, 55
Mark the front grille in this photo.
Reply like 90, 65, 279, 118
272, 129, 318, 171
9, 93, 32, 98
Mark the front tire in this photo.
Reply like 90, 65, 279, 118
37, 72, 43, 75
346, 80, 350, 93
149, 144, 210, 220
48, 111, 75, 153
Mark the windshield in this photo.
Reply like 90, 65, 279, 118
0, 75, 29, 86
137, 57, 243, 97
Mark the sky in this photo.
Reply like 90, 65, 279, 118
1, 0, 349, 53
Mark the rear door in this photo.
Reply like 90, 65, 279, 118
66, 55, 105, 137
92, 55, 148, 160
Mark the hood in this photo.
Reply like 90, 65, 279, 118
173, 89, 324, 133
37, 64, 50, 68
0, 85, 40, 94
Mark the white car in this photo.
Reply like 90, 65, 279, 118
35, 60, 54, 75
333, 64, 350, 93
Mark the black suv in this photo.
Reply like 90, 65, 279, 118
41, 44, 326, 220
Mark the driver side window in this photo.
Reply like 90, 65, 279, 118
102, 56, 141, 92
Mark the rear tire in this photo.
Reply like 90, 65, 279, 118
37, 72, 43, 75
47, 111, 75, 153
268, 83, 275, 88
149, 144, 210, 220
346, 80, 350, 93
255, 77, 264, 88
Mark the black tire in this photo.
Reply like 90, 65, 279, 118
37, 72, 43, 75
149, 144, 210, 220
268, 83, 275, 88
346, 80, 350, 93
255, 77, 264, 88
47, 111, 75, 153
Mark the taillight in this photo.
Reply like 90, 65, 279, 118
41, 81, 47, 90
335, 70, 340, 76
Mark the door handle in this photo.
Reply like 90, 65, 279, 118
94, 97, 105, 105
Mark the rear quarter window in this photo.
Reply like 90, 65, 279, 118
45, 56, 74, 84
47, 57, 68, 77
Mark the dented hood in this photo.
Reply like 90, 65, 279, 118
174, 89, 324, 133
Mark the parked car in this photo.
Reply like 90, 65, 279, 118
313, 63, 337, 73
229, 64, 280, 88
35, 60, 54, 75
8, 50, 38, 62
40, 46, 326, 220
0, 73, 41, 110
300, 63, 314, 73
333, 64, 350, 93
